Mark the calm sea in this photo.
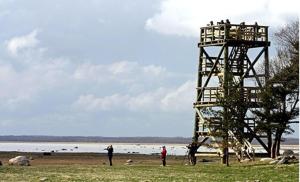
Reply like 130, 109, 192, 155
0, 142, 298, 156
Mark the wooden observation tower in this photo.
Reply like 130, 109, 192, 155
193, 20, 270, 160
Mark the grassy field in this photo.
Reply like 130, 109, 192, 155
0, 152, 298, 182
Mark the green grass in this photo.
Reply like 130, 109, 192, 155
0, 162, 298, 182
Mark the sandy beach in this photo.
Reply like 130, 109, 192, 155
0, 152, 187, 166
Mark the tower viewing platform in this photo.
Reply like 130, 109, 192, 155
198, 21, 270, 47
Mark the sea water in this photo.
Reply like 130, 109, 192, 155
0, 142, 298, 156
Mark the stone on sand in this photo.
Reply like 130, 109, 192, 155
282, 150, 294, 158
126, 159, 133, 163
8, 156, 30, 166
260, 158, 273, 162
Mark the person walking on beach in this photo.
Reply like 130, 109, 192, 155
161, 146, 167, 166
105, 145, 114, 166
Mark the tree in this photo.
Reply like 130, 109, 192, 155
209, 73, 250, 166
254, 20, 299, 158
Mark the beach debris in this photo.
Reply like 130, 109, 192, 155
266, 150, 297, 165
269, 160, 278, 164
125, 159, 133, 165
277, 157, 289, 165
8, 156, 30, 166
277, 151, 297, 165
39, 177, 48, 181
240, 158, 251, 163
260, 158, 273, 162
260, 157, 281, 164
282, 150, 295, 158
126, 159, 133, 163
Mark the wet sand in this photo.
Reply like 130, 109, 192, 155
0, 152, 189, 166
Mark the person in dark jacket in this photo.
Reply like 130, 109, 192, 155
105, 145, 113, 166
187, 142, 198, 165
161, 146, 167, 166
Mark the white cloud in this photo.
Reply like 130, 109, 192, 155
72, 90, 164, 112
1, 40, 185, 112
0, 29, 73, 110
73, 94, 130, 111
73, 61, 169, 85
0, 57, 72, 110
108, 61, 139, 75
73, 80, 195, 112
6, 29, 40, 56
161, 80, 195, 111
127, 88, 167, 111
143, 65, 166, 76
73, 63, 105, 81
146, 0, 299, 37
1, 40, 177, 111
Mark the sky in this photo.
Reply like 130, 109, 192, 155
0, 0, 299, 137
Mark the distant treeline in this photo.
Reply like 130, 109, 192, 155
0, 136, 298, 145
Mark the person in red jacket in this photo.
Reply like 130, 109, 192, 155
161, 146, 167, 166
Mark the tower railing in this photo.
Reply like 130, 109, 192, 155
194, 87, 261, 107
199, 23, 268, 46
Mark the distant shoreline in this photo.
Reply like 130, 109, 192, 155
0, 141, 189, 146
0, 135, 298, 145
0, 141, 298, 147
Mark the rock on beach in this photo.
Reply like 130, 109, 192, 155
8, 156, 30, 166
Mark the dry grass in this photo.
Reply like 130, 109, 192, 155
0, 152, 298, 182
